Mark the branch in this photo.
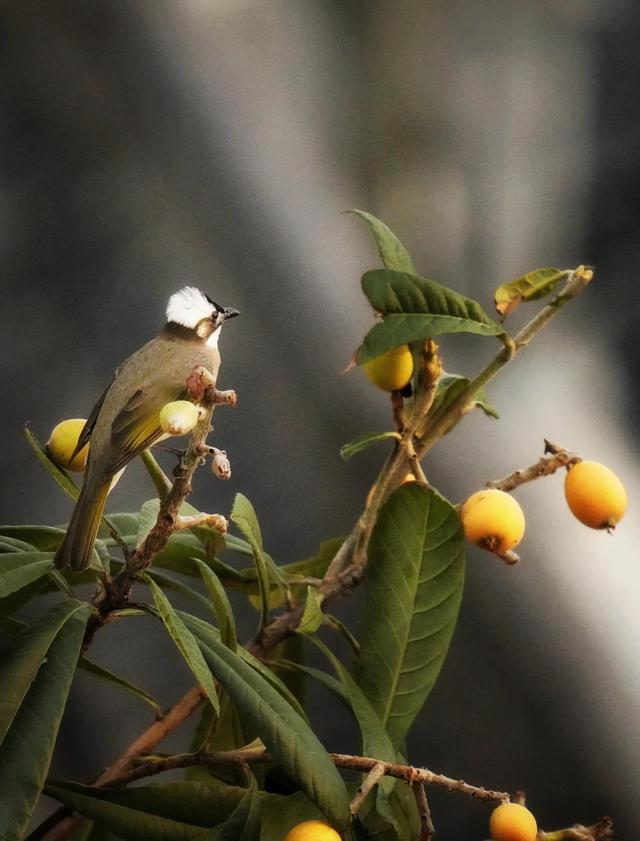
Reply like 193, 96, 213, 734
487, 441, 580, 492
412, 781, 435, 841
349, 761, 386, 816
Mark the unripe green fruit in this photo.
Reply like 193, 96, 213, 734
158, 400, 200, 435
489, 802, 537, 841
461, 489, 525, 554
46, 418, 89, 472
363, 345, 413, 392
283, 820, 341, 841
564, 460, 627, 530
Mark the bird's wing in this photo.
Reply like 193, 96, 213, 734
70, 380, 113, 461
108, 380, 186, 473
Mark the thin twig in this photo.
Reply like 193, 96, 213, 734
487, 444, 580, 492
350, 761, 386, 816
412, 781, 435, 841
139, 448, 173, 500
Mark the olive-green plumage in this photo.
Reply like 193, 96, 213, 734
55, 291, 237, 572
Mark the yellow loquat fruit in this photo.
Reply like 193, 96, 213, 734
283, 819, 342, 841
564, 460, 627, 530
46, 419, 89, 473
461, 488, 525, 554
362, 345, 413, 392
489, 801, 538, 841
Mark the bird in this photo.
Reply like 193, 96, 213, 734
54, 287, 239, 572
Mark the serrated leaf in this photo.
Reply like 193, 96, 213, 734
194, 560, 238, 650
348, 210, 417, 274
431, 374, 499, 421
355, 484, 465, 747
0, 599, 91, 839
78, 657, 162, 718
231, 494, 286, 633
494, 267, 568, 319
340, 431, 399, 462
357, 269, 505, 364
0, 551, 55, 599
297, 587, 324, 634
180, 612, 350, 829
145, 576, 220, 716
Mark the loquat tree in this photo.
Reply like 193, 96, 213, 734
0, 212, 623, 840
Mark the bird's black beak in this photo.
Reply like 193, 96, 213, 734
222, 306, 239, 320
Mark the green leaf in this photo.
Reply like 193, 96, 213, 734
494, 267, 568, 319
24, 423, 80, 502
147, 569, 217, 616
231, 494, 286, 633
259, 791, 324, 840
194, 560, 238, 650
78, 657, 162, 718
212, 774, 261, 841
0, 536, 36, 553
136, 499, 161, 548
44, 781, 211, 841
181, 613, 350, 829
339, 431, 399, 462
0, 525, 67, 552
238, 647, 309, 724
0, 551, 55, 599
430, 374, 499, 421
306, 637, 397, 790
323, 615, 360, 656
0, 599, 91, 839
348, 210, 417, 274
357, 269, 505, 364
355, 484, 465, 747
145, 576, 220, 716
297, 587, 324, 635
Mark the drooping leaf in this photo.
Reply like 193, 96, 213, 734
297, 587, 324, 635
0, 600, 91, 839
212, 774, 261, 841
357, 269, 506, 364
0, 551, 55, 599
348, 210, 417, 274
355, 484, 465, 747
44, 781, 211, 841
0, 525, 66, 552
340, 431, 399, 462
145, 576, 219, 716
78, 657, 162, 718
238, 646, 309, 723
494, 267, 569, 319
0, 536, 36, 553
231, 494, 286, 632
194, 560, 238, 650
430, 374, 499, 421
147, 569, 217, 616
180, 612, 350, 829
323, 614, 360, 656
306, 636, 397, 790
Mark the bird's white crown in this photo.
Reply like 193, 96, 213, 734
166, 287, 215, 329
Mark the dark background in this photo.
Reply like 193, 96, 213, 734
2, 2, 639, 838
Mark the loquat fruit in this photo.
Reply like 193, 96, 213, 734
363, 345, 413, 392
564, 460, 627, 530
158, 400, 200, 436
46, 419, 89, 473
489, 801, 538, 841
461, 488, 525, 554
283, 819, 342, 841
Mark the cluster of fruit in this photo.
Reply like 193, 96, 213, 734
282, 801, 538, 840
462, 457, 627, 560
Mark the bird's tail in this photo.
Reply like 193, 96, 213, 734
55, 477, 111, 572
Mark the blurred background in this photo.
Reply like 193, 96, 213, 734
2, 1, 639, 838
